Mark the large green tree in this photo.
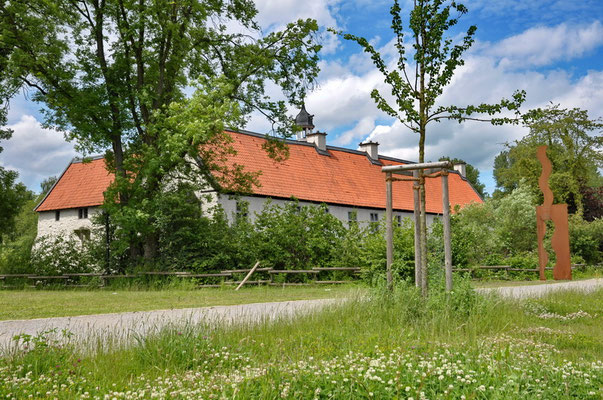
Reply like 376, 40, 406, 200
493, 104, 602, 217
1, 0, 321, 262
0, 132, 33, 244
336, 0, 524, 294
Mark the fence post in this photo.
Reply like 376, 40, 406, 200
386, 172, 393, 291
413, 170, 422, 287
441, 170, 452, 292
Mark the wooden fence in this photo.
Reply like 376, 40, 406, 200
452, 263, 600, 276
0, 266, 362, 289
0, 264, 598, 289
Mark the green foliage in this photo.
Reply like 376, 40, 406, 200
493, 184, 537, 255
11, 329, 79, 379
0, 197, 39, 274
493, 104, 603, 216
360, 218, 416, 285
40, 176, 57, 195
1, 0, 322, 261
0, 129, 33, 245
251, 201, 345, 271
449, 182, 602, 269
449, 202, 497, 267
569, 215, 603, 264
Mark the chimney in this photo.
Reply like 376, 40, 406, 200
453, 163, 466, 178
306, 131, 327, 151
359, 141, 379, 160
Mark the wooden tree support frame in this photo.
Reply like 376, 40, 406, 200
382, 161, 454, 292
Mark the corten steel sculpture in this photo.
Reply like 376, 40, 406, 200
536, 145, 572, 280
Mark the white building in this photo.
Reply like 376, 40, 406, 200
35, 108, 482, 241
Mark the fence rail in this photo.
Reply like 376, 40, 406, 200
0, 266, 363, 288
452, 263, 601, 274
0, 264, 598, 289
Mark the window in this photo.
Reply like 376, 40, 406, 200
78, 207, 88, 219
395, 215, 402, 227
347, 211, 357, 228
370, 212, 379, 232
55, 210, 60, 221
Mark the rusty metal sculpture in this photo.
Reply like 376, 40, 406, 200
536, 145, 572, 280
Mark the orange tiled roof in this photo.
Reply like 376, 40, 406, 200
36, 131, 482, 213
35, 157, 114, 212
225, 131, 482, 214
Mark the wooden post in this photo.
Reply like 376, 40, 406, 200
413, 170, 422, 287
235, 261, 261, 291
419, 174, 428, 296
386, 172, 393, 291
441, 170, 452, 292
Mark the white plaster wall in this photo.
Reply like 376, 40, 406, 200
215, 194, 438, 227
37, 207, 102, 241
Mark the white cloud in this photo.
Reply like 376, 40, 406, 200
486, 21, 603, 67
1, 115, 76, 191
299, 21, 603, 196
255, 0, 340, 31
254, 0, 343, 55
334, 116, 375, 146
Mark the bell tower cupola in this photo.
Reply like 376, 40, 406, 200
294, 104, 315, 140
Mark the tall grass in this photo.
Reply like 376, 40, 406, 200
1, 282, 601, 398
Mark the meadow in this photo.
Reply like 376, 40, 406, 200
1, 281, 601, 399
0, 285, 355, 320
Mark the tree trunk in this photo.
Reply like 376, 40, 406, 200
143, 232, 159, 262
419, 171, 428, 296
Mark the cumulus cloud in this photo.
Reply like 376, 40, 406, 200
298, 21, 603, 195
0, 115, 76, 191
486, 21, 603, 68
254, 0, 342, 54
334, 116, 375, 146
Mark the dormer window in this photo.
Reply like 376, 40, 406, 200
78, 207, 88, 219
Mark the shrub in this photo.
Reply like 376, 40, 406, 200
360, 217, 416, 285
30, 235, 101, 276
569, 215, 602, 264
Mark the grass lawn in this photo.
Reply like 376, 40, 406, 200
0, 285, 358, 320
1, 282, 601, 399
472, 267, 602, 288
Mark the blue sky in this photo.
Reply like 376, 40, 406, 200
2, 0, 603, 195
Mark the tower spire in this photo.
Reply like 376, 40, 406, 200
294, 103, 315, 140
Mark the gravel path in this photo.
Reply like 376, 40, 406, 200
476, 278, 602, 299
1, 279, 600, 352
0, 298, 338, 352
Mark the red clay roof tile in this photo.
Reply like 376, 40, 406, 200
36, 131, 482, 213
35, 158, 113, 212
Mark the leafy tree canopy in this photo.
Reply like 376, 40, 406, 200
493, 104, 602, 217
1, 0, 322, 261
